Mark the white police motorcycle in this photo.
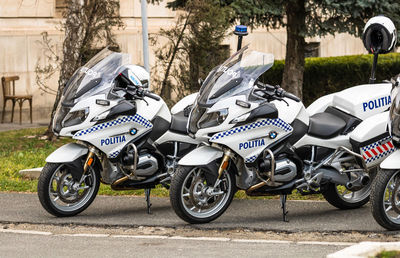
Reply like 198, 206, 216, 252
37, 48, 198, 217
370, 75, 400, 230
169, 16, 398, 224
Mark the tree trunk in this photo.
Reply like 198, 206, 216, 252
45, 0, 86, 139
281, 0, 306, 100
160, 11, 192, 99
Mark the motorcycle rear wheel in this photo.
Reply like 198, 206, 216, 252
322, 183, 371, 209
170, 165, 236, 224
322, 169, 376, 209
371, 169, 400, 230
37, 162, 100, 217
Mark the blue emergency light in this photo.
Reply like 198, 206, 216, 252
234, 25, 248, 36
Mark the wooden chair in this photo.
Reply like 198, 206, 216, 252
1, 76, 33, 124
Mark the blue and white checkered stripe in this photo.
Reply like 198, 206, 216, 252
74, 114, 152, 137
109, 150, 120, 159
364, 147, 396, 164
210, 118, 292, 141
361, 136, 392, 152
245, 155, 257, 163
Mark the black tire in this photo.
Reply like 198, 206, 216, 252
322, 169, 376, 209
371, 169, 400, 230
37, 162, 100, 217
170, 165, 236, 224
322, 183, 370, 209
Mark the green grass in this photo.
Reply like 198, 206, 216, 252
0, 128, 71, 192
0, 127, 323, 200
375, 250, 400, 258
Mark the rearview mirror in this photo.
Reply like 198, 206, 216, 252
198, 78, 204, 87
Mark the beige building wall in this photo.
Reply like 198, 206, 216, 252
0, 0, 369, 122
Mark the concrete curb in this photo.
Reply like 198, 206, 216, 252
327, 241, 400, 258
19, 167, 42, 179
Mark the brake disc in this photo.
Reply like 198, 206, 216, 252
189, 178, 210, 209
56, 171, 87, 204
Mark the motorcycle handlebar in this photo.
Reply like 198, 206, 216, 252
256, 81, 275, 91
282, 91, 301, 102
143, 91, 160, 101
257, 81, 301, 102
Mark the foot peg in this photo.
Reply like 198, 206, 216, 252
145, 188, 152, 214
280, 194, 289, 222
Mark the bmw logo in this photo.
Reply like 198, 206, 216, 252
269, 131, 278, 139
130, 128, 138, 135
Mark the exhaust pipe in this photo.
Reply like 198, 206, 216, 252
246, 149, 278, 194
361, 175, 370, 185
346, 174, 370, 191
111, 143, 138, 190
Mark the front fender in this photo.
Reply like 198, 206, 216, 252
380, 150, 400, 169
46, 143, 88, 163
178, 145, 223, 166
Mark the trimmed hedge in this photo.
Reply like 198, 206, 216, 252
261, 53, 400, 106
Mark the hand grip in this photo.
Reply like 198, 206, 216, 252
256, 81, 275, 91
283, 92, 300, 102
143, 91, 160, 101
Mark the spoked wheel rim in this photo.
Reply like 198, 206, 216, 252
335, 173, 372, 204
48, 165, 97, 212
382, 171, 400, 224
181, 167, 231, 219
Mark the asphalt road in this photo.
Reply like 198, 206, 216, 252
0, 231, 344, 258
0, 192, 386, 232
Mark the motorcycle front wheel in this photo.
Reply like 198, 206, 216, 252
37, 162, 100, 217
170, 165, 236, 224
371, 169, 400, 230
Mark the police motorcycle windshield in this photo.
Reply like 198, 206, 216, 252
53, 48, 131, 134
189, 45, 274, 134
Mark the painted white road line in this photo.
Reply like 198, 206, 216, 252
58, 233, 110, 238
0, 228, 357, 247
112, 235, 169, 239
0, 229, 52, 235
232, 239, 292, 244
297, 241, 353, 246
170, 236, 230, 241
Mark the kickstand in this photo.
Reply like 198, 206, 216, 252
280, 194, 289, 222
145, 188, 152, 214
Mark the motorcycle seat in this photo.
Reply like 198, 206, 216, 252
170, 111, 189, 134
308, 112, 346, 139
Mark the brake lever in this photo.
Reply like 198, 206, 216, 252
280, 98, 289, 106
142, 98, 149, 106
133, 96, 149, 105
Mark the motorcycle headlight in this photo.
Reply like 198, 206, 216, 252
62, 107, 89, 127
198, 108, 228, 129
230, 112, 250, 124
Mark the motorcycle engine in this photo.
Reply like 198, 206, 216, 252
101, 151, 159, 184
120, 148, 159, 177
258, 158, 297, 183
135, 154, 159, 176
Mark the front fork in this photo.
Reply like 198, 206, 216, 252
79, 146, 97, 184
214, 148, 235, 188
